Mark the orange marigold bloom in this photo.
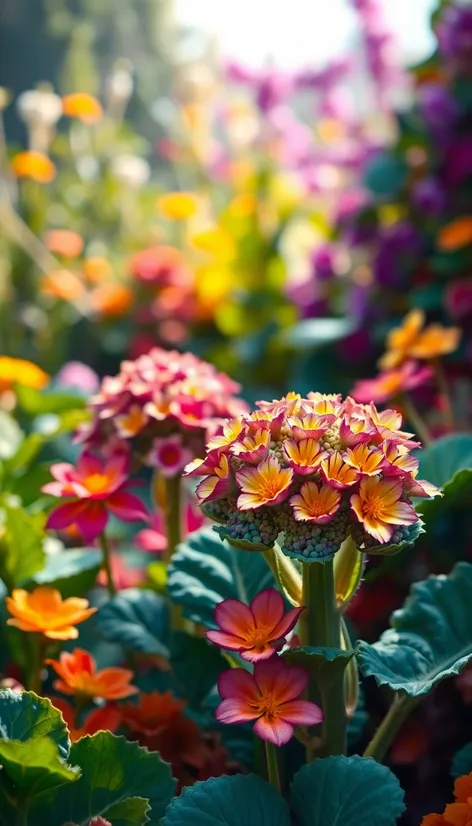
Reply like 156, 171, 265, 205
6, 587, 96, 640
41, 269, 85, 302
62, 93, 103, 124
47, 648, 137, 700
11, 150, 56, 183
45, 229, 84, 258
0, 356, 49, 393
350, 477, 417, 544
156, 192, 200, 220
379, 309, 461, 370
437, 217, 472, 251
90, 283, 133, 318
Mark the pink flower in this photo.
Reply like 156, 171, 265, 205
216, 658, 323, 745
136, 500, 205, 552
97, 554, 145, 589
43, 450, 148, 542
351, 362, 432, 404
206, 589, 302, 662
146, 434, 193, 477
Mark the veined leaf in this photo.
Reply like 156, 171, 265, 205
96, 589, 170, 657
0, 736, 79, 797
0, 689, 69, 758
416, 435, 472, 523
32, 548, 101, 598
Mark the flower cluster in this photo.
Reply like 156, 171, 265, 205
186, 392, 439, 560
422, 772, 472, 826
81, 348, 247, 477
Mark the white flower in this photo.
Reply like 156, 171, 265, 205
111, 154, 150, 188
17, 89, 62, 126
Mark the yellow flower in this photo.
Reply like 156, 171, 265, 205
156, 192, 200, 220
11, 151, 56, 183
379, 309, 461, 370
189, 228, 236, 262
6, 587, 96, 640
62, 93, 103, 123
236, 456, 293, 510
0, 356, 49, 393
290, 481, 341, 523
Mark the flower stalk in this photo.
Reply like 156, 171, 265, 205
401, 391, 432, 446
163, 474, 182, 565
265, 741, 281, 792
99, 532, 117, 598
363, 692, 420, 762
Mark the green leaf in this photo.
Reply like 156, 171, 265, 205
0, 502, 46, 588
0, 689, 70, 758
15, 383, 86, 415
279, 318, 356, 351
416, 435, 472, 523
168, 527, 275, 629
96, 588, 170, 657
31, 732, 176, 826
357, 562, 472, 696
162, 774, 290, 826
283, 647, 355, 687
3, 432, 46, 475
100, 796, 151, 826
452, 743, 472, 778
290, 755, 405, 826
32, 548, 101, 598
0, 412, 23, 460
0, 736, 79, 796
171, 632, 228, 710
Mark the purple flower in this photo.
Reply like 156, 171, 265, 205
55, 361, 99, 394
311, 245, 336, 281
373, 222, 421, 287
418, 84, 458, 136
437, 5, 472, 72
412, 177, 446, 216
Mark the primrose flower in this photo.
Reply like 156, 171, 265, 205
216, 658, 323, 746
47, 648, 137, 700
82, 348, 247, 471
42, 449, 148, 542
379, 309, 461, 371
351, 362, 433, 404
206, 588, 302, 662
11, 150, 56, 182
187, 392, 438, 560
6, 587, 96, 640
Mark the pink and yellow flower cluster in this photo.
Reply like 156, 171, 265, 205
80, 347, 247, 477
185, 392, 439, 559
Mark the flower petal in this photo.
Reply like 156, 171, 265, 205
253, 715, 294, 746
217, 668, 259, 703
279, 699, 324, 726
271, 606, 304, 641
74, 502, 108, 542
46, 500, 88, 531
107, 490, 148, 522
254, 659, 308, 703
216, 698, 259, 725
215, 600, 255, 636
206, 630, 248, 651
250, 589, 284, 631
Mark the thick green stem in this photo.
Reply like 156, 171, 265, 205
163, 474, 182, 564
29, 634, 48, 694
363, 693, 419, 762
262, 545, 302, 605
99, 532, 116, 598
300, 560, 347, 759
265, 741, 281, 792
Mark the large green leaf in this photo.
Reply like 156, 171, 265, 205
0, 690, 69, 757
290, 755, 405, 826
31, 732, 176, 826
96, 589, 169, 657
0, 412, 23, 460
171, 632, 228, 710
32, 548, 101, 598
167, 527, 275, 629
103, 797, 151, 826
162, 774, 290, 826
0, 501, 46, 588
452, 743, 472, 778
0, 737, 78, 797
357, 562, 472, 696
416, 435, 472, 523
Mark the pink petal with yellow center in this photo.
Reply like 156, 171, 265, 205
253, 715, 294, 745
206, 418, 245, 452
339, 417, 374, 448
254, 659, 308, 704
230, 431, 270, 465
218, 668, 259, 703
107, 490, 148, 522
278, 699, 324, 726
290, 481, 341, 523
236, 457, 293, 509
250, 589, 284, 630
320, 452, 359, 489
288, 412, 334, 440
215, 599, 255, 636
216, 697, 260, 724
283, 439, 326, 475
343, 445, 386, 476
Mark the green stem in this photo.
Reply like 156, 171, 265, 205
341, 617, 359, 717
265, 741, 281, 792
363, 693, 419, 762
99, 532, 116, 598
432, 358, 455, 432
300, 560, 346, 759
163, 474, 182, 565
29, 634, 48, 694
401, 392, 432, 446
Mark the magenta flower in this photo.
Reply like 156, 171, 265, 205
145, 434, 193, 477
206, 589, 302, 662
351, 362, 433, 404
216, 658, 323, 746
43, 450, 148, 542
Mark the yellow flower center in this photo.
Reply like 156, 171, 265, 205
247, 625, 272, 649
363, 494, 384, 520
83, 473, 111, 494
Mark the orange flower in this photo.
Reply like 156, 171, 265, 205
206, 418, 245, 452
115, 404, 149, 438
236, 456, 293, 510
320, 451, 358, 489
282, 438, 326, 475
6, 587, 96, 640
290, 481, 341, 523
41, 269, 85, 302
156, 192, 200, 220
350, 477, 417, 544
45, 230, 83, 258
82, 257, 112, 283
51, 697, 122, 742
11, 150, 56, 182
343, 444, 386, 476
437, 217, 472, 251
379, 310, 461, 370
62, 93, 103, 123
121, 690, 186, 737
90, 283, 133, 318
47, 648, 137, 700
0, 356, 50, 393
421, 773, 472, 826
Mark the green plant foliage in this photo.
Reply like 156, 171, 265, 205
102, 796, 151, 826
0, 690, 69, 757
0, 736, 79, 797
162, 773, 291, 826
96, 588, 170, 657
283, 647, 355, 688
451, 743, 472, 778
416, 435, 472, 523
31, 548, 102, 598
357, 562, 472, 696
31, 732, 176, 826
167, 527, 275, 628
15, 383, 86, 415
0, 500, 46, 589
290, 755, 405, 826
171, 632, 228, 710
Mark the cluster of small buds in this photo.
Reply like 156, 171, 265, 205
185, 392, 440, 561
77, 347, 248, 476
